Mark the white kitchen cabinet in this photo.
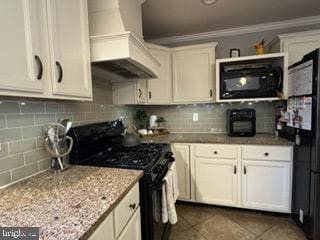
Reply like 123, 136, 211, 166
0, 0, 46, 94
88, 213, 114, 240
172, 144, 191, 201
88, 183, 141, 240
241, 160, 291, 213
112, 80, 147, 105
147, 44, 172, 104
0, 0, 92, 101
118, 208, 141, 240
195, 158, 238, 206
177, 143, 292, 213
47, 0, 92, 98
136, 80, 148, 104
172, 43, 217, 103
268, 30, 320, 66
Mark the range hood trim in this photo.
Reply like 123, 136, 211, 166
90, 31, 160, 79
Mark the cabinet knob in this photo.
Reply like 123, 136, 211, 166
264, 152, 269, 156
129, 203, 136, 210
213, 151, 218, 155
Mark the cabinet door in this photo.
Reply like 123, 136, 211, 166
118, 207, 141, 240
0, 0, 45, 93
147, 48, 172, 104
283, 36, 320, 65
172, 144, 191, 201
47, 0, 92, 98
136, 80, 147, 104
172, 46, 214, 103
88, 213, 114, 240
195, 158, 238, 206
242, 160, 291, 213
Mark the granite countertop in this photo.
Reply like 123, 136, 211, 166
0, 166, 143, 240
142, 133, 293, 146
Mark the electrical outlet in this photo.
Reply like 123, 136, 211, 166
193, 113, 198, 122
299, 209, 304, 223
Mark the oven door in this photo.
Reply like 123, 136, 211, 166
151, 163, 173, 240
230, 120, 256, 137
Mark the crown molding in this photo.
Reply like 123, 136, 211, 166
148, 15, 320, 45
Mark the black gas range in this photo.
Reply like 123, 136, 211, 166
68, 121, 174, 240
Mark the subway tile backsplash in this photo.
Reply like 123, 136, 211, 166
0, 79, 135, 187
140, 102, 276, 134
0, 78, 277, 188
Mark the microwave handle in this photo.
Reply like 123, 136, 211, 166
275, 67, 283, 91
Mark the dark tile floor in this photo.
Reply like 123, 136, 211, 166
170, 202, 307, 240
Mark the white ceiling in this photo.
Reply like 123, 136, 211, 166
142, 0, 320, 39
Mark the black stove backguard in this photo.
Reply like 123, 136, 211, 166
68, 121, 124, 164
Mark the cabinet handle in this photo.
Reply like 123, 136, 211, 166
234, 165, 237, 174
213, 151, 218, 155
129, 203, 136, 210
264, 152, 269, 156
34, 55, 43, 80
210, 89, 213, 97
244, 166, 247, 175
138, 89, 142, 98
56, 61, 63, 83
149, 91, 152, 99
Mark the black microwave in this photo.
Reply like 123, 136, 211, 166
227, 109, 256, 137
220, 64, 282, 99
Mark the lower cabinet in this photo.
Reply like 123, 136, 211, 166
118, 208, 141, 240
241, 160, 291, 212
88, 213, 114, 240
173, 143, 293, 213
88, 183, 141, 240
195, 158, 238, 206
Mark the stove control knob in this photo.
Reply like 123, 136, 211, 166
165, 152, 175, 162
165, 152, 173, 159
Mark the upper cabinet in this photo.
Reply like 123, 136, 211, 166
47, 0, 92, 98
0, 0, 46, 94
112, 42, 217, 105
0, 0, 92, 100
268, 30, 320, 66
146, 44, 172, 104
172, 43, 217, 104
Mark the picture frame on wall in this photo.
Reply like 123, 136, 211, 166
230, 49, 240, 58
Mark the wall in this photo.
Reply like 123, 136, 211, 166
163, 24, 320, 58
0, 78, 135, 187
139, 102, 276, 134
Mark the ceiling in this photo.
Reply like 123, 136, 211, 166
142, 0, 320, 39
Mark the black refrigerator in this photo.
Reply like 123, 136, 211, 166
283, 49, 320, 240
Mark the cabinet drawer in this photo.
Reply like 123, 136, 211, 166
114, 183, 140, 238
242, 145, 292, 162
195, 144, 238, 160
88, 213, 114, 240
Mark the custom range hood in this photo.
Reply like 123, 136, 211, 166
88, 0, 159, 80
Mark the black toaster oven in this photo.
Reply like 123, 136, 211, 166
227, 109, 256, 137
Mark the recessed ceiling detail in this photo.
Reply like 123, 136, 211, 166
142, 0, 320, 39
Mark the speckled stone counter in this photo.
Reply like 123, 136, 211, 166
0, 166, 143, 240
142, 133, 293, 146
